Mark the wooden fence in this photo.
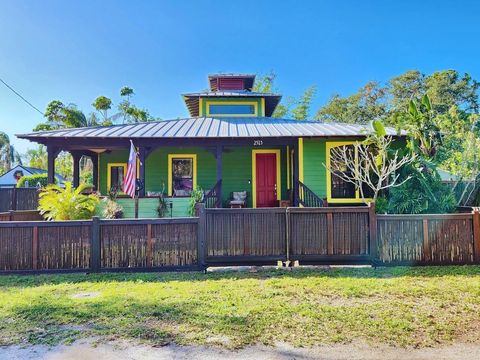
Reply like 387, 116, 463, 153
0, 210, 43, 222
0, 188, 39, 212
377, 213, 479, 265
0, 217, 200, 273
1, 204, 480, 274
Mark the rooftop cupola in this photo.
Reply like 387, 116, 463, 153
208, 74, 255, 91
182, 73, 282, 118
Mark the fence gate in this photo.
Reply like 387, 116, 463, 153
203, 206, 375, 266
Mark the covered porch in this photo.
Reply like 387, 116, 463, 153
40, 136, 321, 216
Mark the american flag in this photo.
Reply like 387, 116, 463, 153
122, 141, 137, 198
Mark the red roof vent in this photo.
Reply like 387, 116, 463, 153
208, 74, 255, 91
218, 77, 245, 91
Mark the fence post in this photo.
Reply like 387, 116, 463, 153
8, 210, 14, 221
196, 203, 206, 270
285, 207, 290, 263
368, 202, 378, 261
473, 209, 480, 262
90, 216, 101, 272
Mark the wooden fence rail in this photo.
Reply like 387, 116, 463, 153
1, 205, 480, 274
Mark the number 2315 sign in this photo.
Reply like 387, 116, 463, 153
253, 140, 263, 146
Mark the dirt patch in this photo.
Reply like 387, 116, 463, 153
71, 292, 101, 299
2, 339, 480, 360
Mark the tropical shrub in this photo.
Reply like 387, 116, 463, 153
387, 162, 456, 214
101, 198, 123, 219
16, 173, 51, 188
188, 187, 204, 216
38, 182, 99, 220
156, 185, 169, 218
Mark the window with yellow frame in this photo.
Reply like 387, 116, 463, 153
168, 154, 197, 197
205, 100, 259, 117
107, 163, 127, 193
326, 142, 373, 203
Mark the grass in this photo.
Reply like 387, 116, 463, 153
1, 266, 480, 349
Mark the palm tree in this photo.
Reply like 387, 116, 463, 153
0, 132, 21, 173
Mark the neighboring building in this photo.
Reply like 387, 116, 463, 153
17, 73, 404, 217
0, 164, 65, 188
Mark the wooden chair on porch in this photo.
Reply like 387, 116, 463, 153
229, 191, 248, 208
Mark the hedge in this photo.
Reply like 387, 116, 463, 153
16, 173, 52, 188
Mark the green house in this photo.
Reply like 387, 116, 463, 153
18, 73, 401, 217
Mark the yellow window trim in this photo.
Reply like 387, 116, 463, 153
325, 141, 373, 203
260, 98, 265, 117
107, 163, 127, 192
251, 149, 281, 208
205, 100, 259, 117
167, 154, 197, 196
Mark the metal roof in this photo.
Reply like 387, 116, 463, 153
17, 117, 402, 141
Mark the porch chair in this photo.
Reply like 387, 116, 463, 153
229, 191, 248, 208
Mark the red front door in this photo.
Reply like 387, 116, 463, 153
256, 153, 277, 207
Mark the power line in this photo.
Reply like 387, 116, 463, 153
0, 77, 44, 116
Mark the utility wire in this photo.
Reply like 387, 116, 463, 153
0, 77, 44, 116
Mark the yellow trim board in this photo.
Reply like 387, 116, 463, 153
107, 163, 127, 192
167, 154, 197, 196
298, 138, 304, 183
260, 97, 266, 117
251, 149, 281, 208
206, 100, 258, 117
325, 141, 373, 203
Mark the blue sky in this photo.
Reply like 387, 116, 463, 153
1, 0, 480, 152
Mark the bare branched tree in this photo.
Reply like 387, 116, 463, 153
325, 136, 415, 202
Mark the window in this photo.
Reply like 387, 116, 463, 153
206, 101, 258, 117
326, 142, 373, 203
107, 163, 126, 192
330, 145, 356, 199
168, 155, 197, 196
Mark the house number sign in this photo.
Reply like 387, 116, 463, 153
253, 140, 263, 146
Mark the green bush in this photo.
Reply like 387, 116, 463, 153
188, 187, 204, 216
38, 182, 99, 220
16, 173, 52, 188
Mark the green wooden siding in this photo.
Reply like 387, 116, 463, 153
199, 97, 264, 117
99, 147, 216, 195
98, 149, 129, 195
99, 145, 288, 210
223, 146, 287, 208
144, 147, 216, 194
303, 139, 327, 198
96, 198, 190, 218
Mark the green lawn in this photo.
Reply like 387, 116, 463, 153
1, 266, 480, 348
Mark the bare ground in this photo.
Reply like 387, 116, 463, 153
2, 339, 480, 360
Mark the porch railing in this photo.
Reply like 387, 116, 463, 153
294, 177, 325, 207
204, 180, 222, 208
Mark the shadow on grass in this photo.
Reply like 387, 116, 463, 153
1, 265, 480, 288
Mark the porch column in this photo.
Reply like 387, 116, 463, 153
71, 151, 82, 188
47, 146, 59, 185
216, 145, 223, 207
138, 147, 146, 197
91, 153, 99, 191
292, 141, 299, 206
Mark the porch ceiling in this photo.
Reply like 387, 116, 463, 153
17, 117, 404, 145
